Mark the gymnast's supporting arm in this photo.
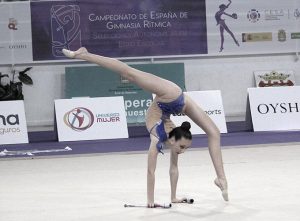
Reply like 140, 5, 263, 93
147, 137, 159, 206
169, 149, 179, 202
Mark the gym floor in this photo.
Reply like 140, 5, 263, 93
1, 143, 300, 221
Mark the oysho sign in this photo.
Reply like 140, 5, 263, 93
0, 101, 29, 145
248, 86, 300, 131
257, 103, 299, 114
55, 97, 128, 141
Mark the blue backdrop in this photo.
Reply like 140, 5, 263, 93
31, 0, 207, 60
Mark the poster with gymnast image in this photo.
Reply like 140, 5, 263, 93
206, 0, 300, 55
30, 0, 207, 60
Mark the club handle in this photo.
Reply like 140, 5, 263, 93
183, 198, 194, 204
124, 203, 172, 208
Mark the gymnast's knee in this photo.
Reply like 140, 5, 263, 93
207, 127, 220, 140
121, 66, 136, 82
147, 167, 156, 176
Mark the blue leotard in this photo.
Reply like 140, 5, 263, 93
149, 93, 185, 154
157, 93, 185, 118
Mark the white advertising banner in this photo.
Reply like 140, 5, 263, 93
248, 86, 300, 131
154, 91, 227, 135
0, 100, 29, 145
0, 2, 33, 65
206, 0, 300, 55
55, 97, 129, 142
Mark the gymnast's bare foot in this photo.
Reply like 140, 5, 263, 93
62, 47, 88, 59
214, 177, 229, 201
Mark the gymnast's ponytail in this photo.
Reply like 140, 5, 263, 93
169, 121, 192, 141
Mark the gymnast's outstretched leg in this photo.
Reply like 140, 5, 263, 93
183, 95, 228, 201
62, 47, 181, 101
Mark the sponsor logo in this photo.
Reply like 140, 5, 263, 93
0, 114, 19, 126
9, 44, 27, 49
257, 71, 294, 87
96, 113, 121, 123
294, 8, 300, 19
64, 107, 94, 131
242, 32, 272, 42
8, 18, 18, 30
172, 109, 222, 116
51, 5, 82, 57
278, 29, 286, 42
264, 9, 285, 21
0, 114, 21, 135
257, 103, 299, 114
247, 9, 260, 23
124, 99, 152, 110
291, 32, 300, 39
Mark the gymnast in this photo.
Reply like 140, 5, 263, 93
62, 47, 228, 207
215, 0, 239, 52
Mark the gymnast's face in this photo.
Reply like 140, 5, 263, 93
169, 137, 192, 154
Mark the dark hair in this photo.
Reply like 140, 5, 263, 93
219, 4, 227, 10
169, 121, 192, 141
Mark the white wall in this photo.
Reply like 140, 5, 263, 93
0, 64, 65, 131
1, 53, 299, 131
183, 54, 300, 120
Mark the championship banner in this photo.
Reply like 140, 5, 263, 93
206, 0, 300, 55
254, 70, 296, 87
0, 100, 29, 145
30, 0, 207, 60
163, 90, 227, 135
0, 0, 299, 65
248, 86, 300, 131
65, 63, 185, 125
0, 2, 33, 65
55, 97, 128, 142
